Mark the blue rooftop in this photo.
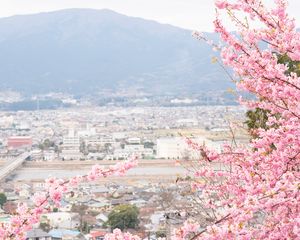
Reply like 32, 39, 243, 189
48, 229, 81, 238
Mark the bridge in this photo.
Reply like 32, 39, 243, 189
0, 152, 31, 181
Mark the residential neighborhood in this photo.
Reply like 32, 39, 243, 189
0, 105, 247, 239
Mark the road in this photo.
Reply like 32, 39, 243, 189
0, 152, 31, 181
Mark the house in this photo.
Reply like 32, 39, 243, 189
42, 212, 80, 229
0, 208, 5, 215
129, 199, 147, 207
3, 201, 17, 214
18, 188, 31, 199
82, 214, 97, 226
90, 186, 109, 198
26, 228, 51, 240
86, 231, 107, 240
87, 201, 110, 212
48, 229, 85, 240
58, 202, 72, 212
95, 213, 108, 227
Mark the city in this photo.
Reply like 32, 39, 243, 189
0, 0, 299, 239
0, 98, 247, 239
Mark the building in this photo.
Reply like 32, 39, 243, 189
114, 144, 153, 159
48, 229, 84, 240
176, 118, 198, 127
156, 137, 221, 159
44, 150, 57, 161
87, 152, 105, 160
7, 136, 32, 150
86, 231, 107, 240
156, 137, 187, 159
42, 212, 80, 229
26, 228, 51, 240
86, 135, 114, 146
60, 129, 82, 160
127, 137, 141, 144
31, 149, 43, 161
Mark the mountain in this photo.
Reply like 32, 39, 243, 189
0, 9, 232, 95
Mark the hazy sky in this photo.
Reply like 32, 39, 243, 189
0, 0, 299, 31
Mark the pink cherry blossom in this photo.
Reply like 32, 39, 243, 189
1, 1, 300, 239
0, 160, 136, 239
186, 0, 300, 239
104, 229, 141, 240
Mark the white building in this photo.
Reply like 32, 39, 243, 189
156, 137, 185, 159
114, 144, 153, 159
43, 150, 57, 161
60, 129, 82, 160
0, 115, 14, 128
176, 118, 198, 127
41, 212, 80, 229
127, 137, 141, 144
77, 124, 96, 137
85, 135, 114, 146
156, 137, 222, 159
87, 152, 105, 160
31, 149, 43, 161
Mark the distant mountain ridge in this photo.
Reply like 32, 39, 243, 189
0, 8, 232, 95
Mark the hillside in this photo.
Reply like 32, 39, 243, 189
0, 9, 231, 95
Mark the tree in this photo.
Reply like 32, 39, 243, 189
38, 139, 56, 150
80, 141, 87, 155
277, 53, 300, 76
71, 204, 88, 232
82, 221, 90, 234
0, 193, 7, 207
245, 108, 269, 136
106, 204, 139, 231
1, 1, 299, 240
104, 143, 112, 153
143, 141, 154, 149
245, 54, 300, 137
39, 222, 51, 233
175, 0, 300, 239
156, 229, 167, 238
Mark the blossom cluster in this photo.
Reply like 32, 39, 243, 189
104, 229, 141, 240
182, 0, 300, 239
0, 159, 137, 239
1, 0, 299, 239
173, 221, 200, 240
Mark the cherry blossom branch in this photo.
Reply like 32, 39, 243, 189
1, 159, 137, 239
